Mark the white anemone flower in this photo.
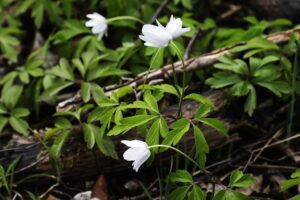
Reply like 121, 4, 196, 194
85, 12, 108, 39
121, 140, 151, 172
164, 15, 190, 39
139, 15, 190, 48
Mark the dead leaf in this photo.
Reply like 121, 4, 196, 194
91, 175, 109, 200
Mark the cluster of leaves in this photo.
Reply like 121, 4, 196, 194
206, 52, 289, 115
0, 0, 299, 199
167, 169, 256, 200
280, 169, 300, 200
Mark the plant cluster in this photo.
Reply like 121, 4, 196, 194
0, 0, 299, 199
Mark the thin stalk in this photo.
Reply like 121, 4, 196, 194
106, 16, 145, 24
148, 144, 202, 170
287, 43, 298, 140
170, 41, 186, 118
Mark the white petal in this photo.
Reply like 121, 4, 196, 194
86, 12, 106, 22
132, 149, 151, 172
141, 25, 172, 47
123, 147, 140, 161
121, 140, 148, 148
85, 19, 99, 27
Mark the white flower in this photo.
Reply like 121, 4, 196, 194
139, 24, 172, 47
139, 15, 190, 48
121, 140, 151, 172
85, 12, 108, 39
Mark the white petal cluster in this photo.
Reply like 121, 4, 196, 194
122, 140, 151, 172
139, 15, 190, 48
85, 12, 108, 39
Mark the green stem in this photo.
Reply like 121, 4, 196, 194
106, 16, 145, 24
287, 43, 298, 140
170, 41, 186, 118
148, 144, 202, 170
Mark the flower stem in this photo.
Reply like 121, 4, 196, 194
148, 144, 202, 170
170, 41, 186, 118
106, 16, 145, 24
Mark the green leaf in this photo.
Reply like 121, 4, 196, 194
193, 125, 209, 168
169, 41, 184, 60
95, 125, 118, 159
40, 81, 73, 98
291, 169, 300, 178
214, 55, 248, 74
244, 85, 256, 116
162, 118, 190, 146
49, 131, 70, 161
158, 116, 168, 138
199, 118, 228, 137
9, 117, 30, 135
212, 190, 226, 200
256, 81, 290, 96
154, 84, 180, 97
54, 117, 72, 129
213, 190, 251, 200
0, 104, 8, 114
0, 165, 8, 193
90, 83, 105, 102
181, 0, 192, 9
229, 81, 250, 96
146, 120, 160, 152
108, 115, 156, 136
169, 169, 193, 183
83, 123, 96, 149
86, 65, 129, 81
229, 170, 256, 188
280, 177, 300, 192
289, 194, 300, 200
144, 91, 159, 114
1, 83, 23, 109
0, 116, 8, 134
188, 185, 206, 200
184, 93, 214, 107
195, 104, 212, 119
168, 186, 190, 200
206, 72, 242, 89
231, 37, 279, 57
81, 82, 91, 103
150, 47, 164, 69
50, 58, 75, 81
11, 108, 30, 117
